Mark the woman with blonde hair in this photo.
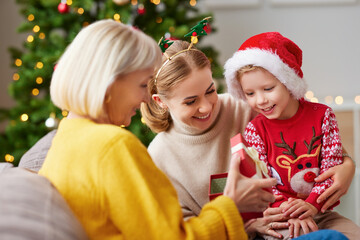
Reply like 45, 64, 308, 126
39, 19, 277, 240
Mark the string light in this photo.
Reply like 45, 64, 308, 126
28, 14, 35, 21
355, 95, 360, 104
36, 62, 43, 69
13, 73, 20, 81
169, 26, 175, 33
32, 88, 39, 96
62, 110, 69, 117
36, 77, 43, 84
131, 0, 138, 5
39, 33, 45, 39
83, 22, 90, 27
27, 35, 34, 43
141, 117, 146, 124
152, 0, 161, 4
66, 0, 73, 5
33, 25, 40, 33
113, 13, 121, 22
335, 96, 343, 105
15, 59, 22, 67
77, 8, 84, 14
156, 17, 163, 23
20, 113, 29, 122
324, 96, 333, 104
305, 90, 314, 100
190, 0, 197, 6
5, 154, 14, 163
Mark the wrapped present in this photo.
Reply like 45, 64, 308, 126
208, 133, 270, 221
230, 133, 269, 179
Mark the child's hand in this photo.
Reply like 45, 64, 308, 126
282, 198, 318, 219
288, 216, 318, 238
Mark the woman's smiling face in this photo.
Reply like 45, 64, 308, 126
159, 67, 219, 131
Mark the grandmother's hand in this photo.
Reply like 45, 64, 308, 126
224, 153, 277, 213
245, 207, 290, 239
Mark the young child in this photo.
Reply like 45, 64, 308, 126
224, 32, 359, 239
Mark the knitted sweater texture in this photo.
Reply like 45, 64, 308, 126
39, 118, 247, 240
148, 94, 254, 219
244, 99, 342, 211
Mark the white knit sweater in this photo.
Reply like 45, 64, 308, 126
148, 93, 255, 218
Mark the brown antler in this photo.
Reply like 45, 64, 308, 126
275, 132, 297, 159
304, 127, 323, 154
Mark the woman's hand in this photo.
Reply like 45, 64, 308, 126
224, 153, 277, 213
315, 155, 355, 213
282, 198, 318, 220
288, 217, 318, 238
245, 207, 290, 239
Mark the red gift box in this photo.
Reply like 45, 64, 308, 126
208, 133, 270, 221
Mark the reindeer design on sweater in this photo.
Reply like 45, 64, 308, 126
273, 127, 323, 199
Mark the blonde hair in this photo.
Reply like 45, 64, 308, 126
140, 41, 211, 133
236, 65, 262, 82
50, 19, 162, 120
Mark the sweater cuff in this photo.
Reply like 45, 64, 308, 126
189, 195, 247, 240
305, 192, 323, 212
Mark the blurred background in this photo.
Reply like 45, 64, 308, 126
1, 0, 359, 225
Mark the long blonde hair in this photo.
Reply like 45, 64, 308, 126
141, 41, 211, 133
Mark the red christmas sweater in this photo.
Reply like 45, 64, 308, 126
244, 99, 342, 212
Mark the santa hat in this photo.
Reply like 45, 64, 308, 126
224, 32, 307, 100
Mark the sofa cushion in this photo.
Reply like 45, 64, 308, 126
0, 167, 88, 240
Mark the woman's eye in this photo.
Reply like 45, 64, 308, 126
206, 89, 215, 95
141, 84, 148, 88
245, 92, 254, 96
185, 99, 196, 105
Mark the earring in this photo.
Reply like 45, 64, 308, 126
105, 95, 112, 103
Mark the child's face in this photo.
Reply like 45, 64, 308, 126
240, 68, 299, 120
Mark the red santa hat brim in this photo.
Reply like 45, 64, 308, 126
224, 46, 308, 100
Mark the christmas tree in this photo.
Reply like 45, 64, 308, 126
0, 0, 222, 166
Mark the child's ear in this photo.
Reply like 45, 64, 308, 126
152, 94, 167, 109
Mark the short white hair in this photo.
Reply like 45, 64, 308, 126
50, 19, 162, 120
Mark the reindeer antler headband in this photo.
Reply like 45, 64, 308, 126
154, 17, 212, 84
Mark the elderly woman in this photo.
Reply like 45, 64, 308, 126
38, 20, 277, 240
141, 40, 355, 239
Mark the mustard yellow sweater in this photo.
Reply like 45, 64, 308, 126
39, 118, 247, 240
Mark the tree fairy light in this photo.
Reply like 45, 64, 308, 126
27, 35, 34, 43
190, 0, 197, 6
13, 73, 20, 81
15, 59, 22, 67
5, 154, 14, 163
28, 14, 35, 21
33, 25, 40, 33
20, 113, 29, 122
36, 62, 43, 69
39, 33, 45, 39
62, 110, 69, 117
36, 77, 43, 84
77, 8, 84, 14
113, 13, 121, 21
32, 88, 39, 96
